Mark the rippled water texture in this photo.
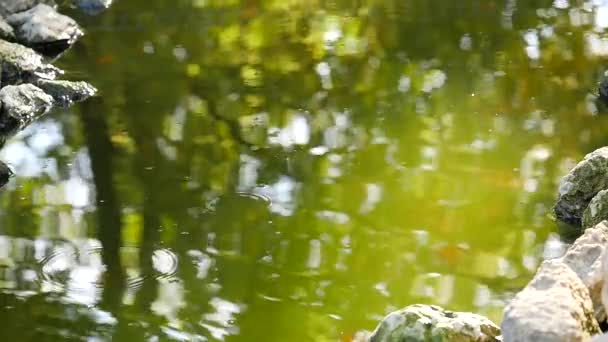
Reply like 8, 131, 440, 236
1, 1, 608, 341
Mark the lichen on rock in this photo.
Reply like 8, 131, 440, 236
555, 147, 608, 227
369, 304, 500, 342
0, 38, 61, 84
583, 190, 608, 229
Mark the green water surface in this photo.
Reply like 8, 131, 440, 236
1, 0, 608, 341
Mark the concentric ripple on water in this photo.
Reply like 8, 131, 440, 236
38, 239, 179, 298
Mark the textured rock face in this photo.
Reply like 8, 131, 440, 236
0, 3, 101, 193
555, 147, 608, 226
583, 191, 608, 228
561, 222, 608, 322
0, 0, 55, 17
369, 304, 500, 342
601, 241, 608, 325
0, 39, 61, 84
0, 17, 15, 40
0, 84, 54, 135
6, 4, 83, 55
501, 259, 600, 342
36, 79, 97, 107
0, 0, 102, 186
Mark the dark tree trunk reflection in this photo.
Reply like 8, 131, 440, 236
79, 98, 125, 311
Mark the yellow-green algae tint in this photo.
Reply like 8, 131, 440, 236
0, 1, 607, 341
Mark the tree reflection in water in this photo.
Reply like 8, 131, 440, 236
0, 0, 607, 341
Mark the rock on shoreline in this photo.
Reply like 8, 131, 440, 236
555, 147, 608, 227
501, 259, 600, 341
368, 304, 501, 342
0, 0, 102, 184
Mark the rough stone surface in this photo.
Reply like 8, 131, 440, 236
0, 18, 15, 41
36, 79, 96, 107
0, 0, 55, 17
0, 0, 108, 187
600, 239, 608, 326
561, 222, 608, 322
369, 304, 500, 342
6, 4, 83, 55
0, 39, 61, 84
584, 190, 608, 228
0, 84, 54, 136
555, 147, 608, 226
501, 259, 600, 342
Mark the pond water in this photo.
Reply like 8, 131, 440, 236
1, 0, 608, 341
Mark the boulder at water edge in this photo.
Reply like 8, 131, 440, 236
369, 304, 500, 342
0, 0, 55, 17
6, 4, 83, 55
560, 221, 608, 322
583, 191, 608, 229
555, 147, 608, 227
0, 84, 54, 136
501, 259, 600, 342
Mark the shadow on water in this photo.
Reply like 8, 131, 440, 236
79, 96, 125, 312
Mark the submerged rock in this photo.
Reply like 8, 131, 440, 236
0, 84, 54, 136
0, 0, 55, 17
6, 4, 83, 56
36, 79, 96, 107
501, 259, 600, 342
369, 304, 500, 342
555, 147, 608, 227
73, 0, 113, 15
0, 39, 61, 84
583, 191, 608, 228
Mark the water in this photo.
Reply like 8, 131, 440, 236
0, 0, 607, 340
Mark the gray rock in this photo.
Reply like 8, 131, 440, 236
600, 239, 608, 325
0, 39, 62, 84
591, 333, 608, 342
501, 259, 600, 342
561, 222, 608, 322
36, 79, 96, 107
369, 304, 500, 342
583, 191, 608, 228
0, 84, 54, 136
555, 147, 608, 226
0, 18, 15, 41
6, 4, 83, 56
0, 0, 55, 17
74, 0, 113, 15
